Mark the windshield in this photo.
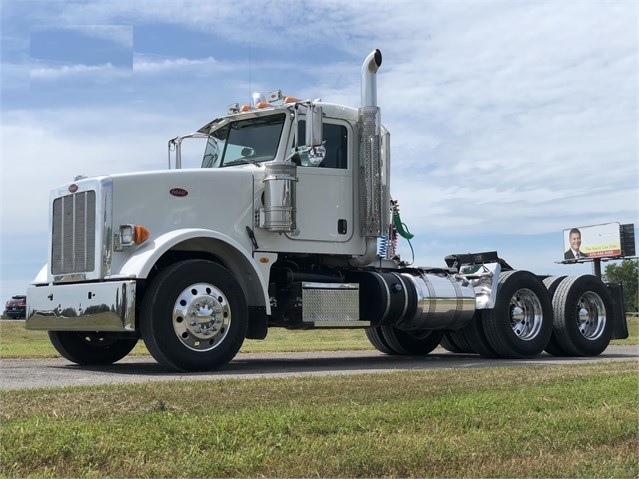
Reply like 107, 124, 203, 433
201, 113, 286, 168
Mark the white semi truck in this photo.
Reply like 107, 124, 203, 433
26, 50, 628, 371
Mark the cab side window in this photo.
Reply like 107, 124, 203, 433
297, 121, 348, 169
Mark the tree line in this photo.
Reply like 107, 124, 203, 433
604, 259, 638, 313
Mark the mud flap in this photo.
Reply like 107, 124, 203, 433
607, 282, 629, 340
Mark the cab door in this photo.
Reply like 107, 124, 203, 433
288, 120, 354, 243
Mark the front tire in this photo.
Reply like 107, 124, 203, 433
48, 331, 137, 365
140, 260, 248, 372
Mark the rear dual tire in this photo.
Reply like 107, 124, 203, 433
542, 276, 567, 356
461, 273, 611, 358
481, 271, 553, 359
440, 331, 473, 354
550, 275, 612, 356
366, 326, 443, 355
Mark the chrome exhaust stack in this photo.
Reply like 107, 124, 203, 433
361, 49, 382, 107
358, 49, 389, 243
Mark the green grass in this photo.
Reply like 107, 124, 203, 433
1, 361, 637, 478
610, 316, 639, 345
1, 316, 637, 359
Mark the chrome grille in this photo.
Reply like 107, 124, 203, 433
51, 191, 96, 274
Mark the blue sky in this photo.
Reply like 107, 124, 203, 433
1, 0, 637, 303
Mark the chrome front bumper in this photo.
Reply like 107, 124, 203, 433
26, 280, 136, 332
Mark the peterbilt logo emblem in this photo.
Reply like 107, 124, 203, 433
169, 188, 188, 197
68, 184, 78, 193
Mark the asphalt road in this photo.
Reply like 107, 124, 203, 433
2, 344, 637, 391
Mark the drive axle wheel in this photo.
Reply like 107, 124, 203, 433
48, 331, 138, 365
440, 332, 463, 353
458, 312, 498, 358
482, 271, 552, 358
365, 327, 394, 354
440, 331, 474, 354
551, 275, 612, 357
379, 326, 444, 355
140, 259, 247, 372
542, 276, 568, 356
365, 326, 442, 355
446, 330, 475, 354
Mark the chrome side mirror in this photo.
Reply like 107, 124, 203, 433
305, 104, 323, 147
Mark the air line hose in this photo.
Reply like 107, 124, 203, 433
392, 203, 414, 240
391, 201, 415, 265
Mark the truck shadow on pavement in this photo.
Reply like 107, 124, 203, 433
57, 347, 639, 378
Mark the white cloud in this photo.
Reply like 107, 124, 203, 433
133, 55, 219, 73
30, 62, 123, 79
371, 3, 637, 244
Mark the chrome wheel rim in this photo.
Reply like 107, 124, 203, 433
509, 288, 543, 340
172, 282, 231, 351
576, 292, 606, 340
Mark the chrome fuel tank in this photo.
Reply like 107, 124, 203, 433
349, 269, 476, 331
398, 271, 476, 330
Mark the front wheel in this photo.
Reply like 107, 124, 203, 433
48, 331, 138, 365
140, 260, 248, 372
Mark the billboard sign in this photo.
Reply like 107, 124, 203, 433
563, 222, 622, 261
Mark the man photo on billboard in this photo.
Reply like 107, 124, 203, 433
565, 228, 587, 259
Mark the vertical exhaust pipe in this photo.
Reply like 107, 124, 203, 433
358, 49, 388, 237
351, 49, 387, 267
361, 49, 382, 107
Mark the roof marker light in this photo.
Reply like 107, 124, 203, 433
267, 90, 283, 102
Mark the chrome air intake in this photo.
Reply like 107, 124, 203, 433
261, 161, 298, 232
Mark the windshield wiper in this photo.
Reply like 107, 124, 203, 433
223, 157, 262, 167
